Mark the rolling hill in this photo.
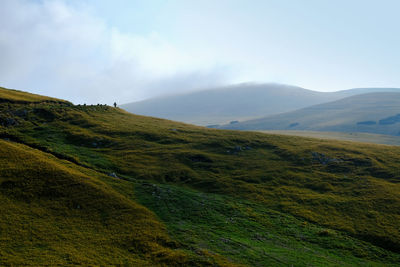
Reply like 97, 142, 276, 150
0, 86, 69, 104
1, 86, 400, 266
120, 83, 337, 126
121, 84, 400, 126
259, 130, 400, 146
222, 92, 400, 136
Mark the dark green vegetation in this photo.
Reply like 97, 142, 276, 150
134, 183, 400, 266
1, 86, 400, 266
122, 84, 400, 126
221, 92, 400, 136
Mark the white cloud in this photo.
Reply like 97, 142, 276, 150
0, 0, 228, 104
110, 31, 187, 75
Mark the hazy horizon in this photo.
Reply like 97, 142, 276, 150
1, 0, 400, 104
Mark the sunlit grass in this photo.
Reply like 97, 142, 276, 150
1, 87, 400, 265
0, 86, 69, 104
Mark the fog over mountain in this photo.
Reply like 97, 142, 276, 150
221, 92, 400, 136
121, 84, 400, 126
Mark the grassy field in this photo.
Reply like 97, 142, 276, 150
260, 130, 400, 146
1, 87, 400, 265
133, 182, 400, 266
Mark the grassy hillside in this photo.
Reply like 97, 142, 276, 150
0, 86, 69, 104
1, 87, 400, 265
0, 140, 241, 266
260, 130, 400, 146
221, 92, 400, 136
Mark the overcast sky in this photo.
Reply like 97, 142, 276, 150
1, 0, 400, 104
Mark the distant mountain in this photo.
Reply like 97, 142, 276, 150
121, 84, 400, 125
221, 92, 400, 136
339, 87, 400, 96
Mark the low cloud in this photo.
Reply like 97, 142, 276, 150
0, 0, 228, 104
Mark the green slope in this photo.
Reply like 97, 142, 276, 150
133, 182, 400, 266
0, 86, 69, 104
0, 140, 238, 266
1, 87, 400, 266
259, 130, 400, 146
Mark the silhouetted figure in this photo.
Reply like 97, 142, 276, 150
114, 102, 117, 108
